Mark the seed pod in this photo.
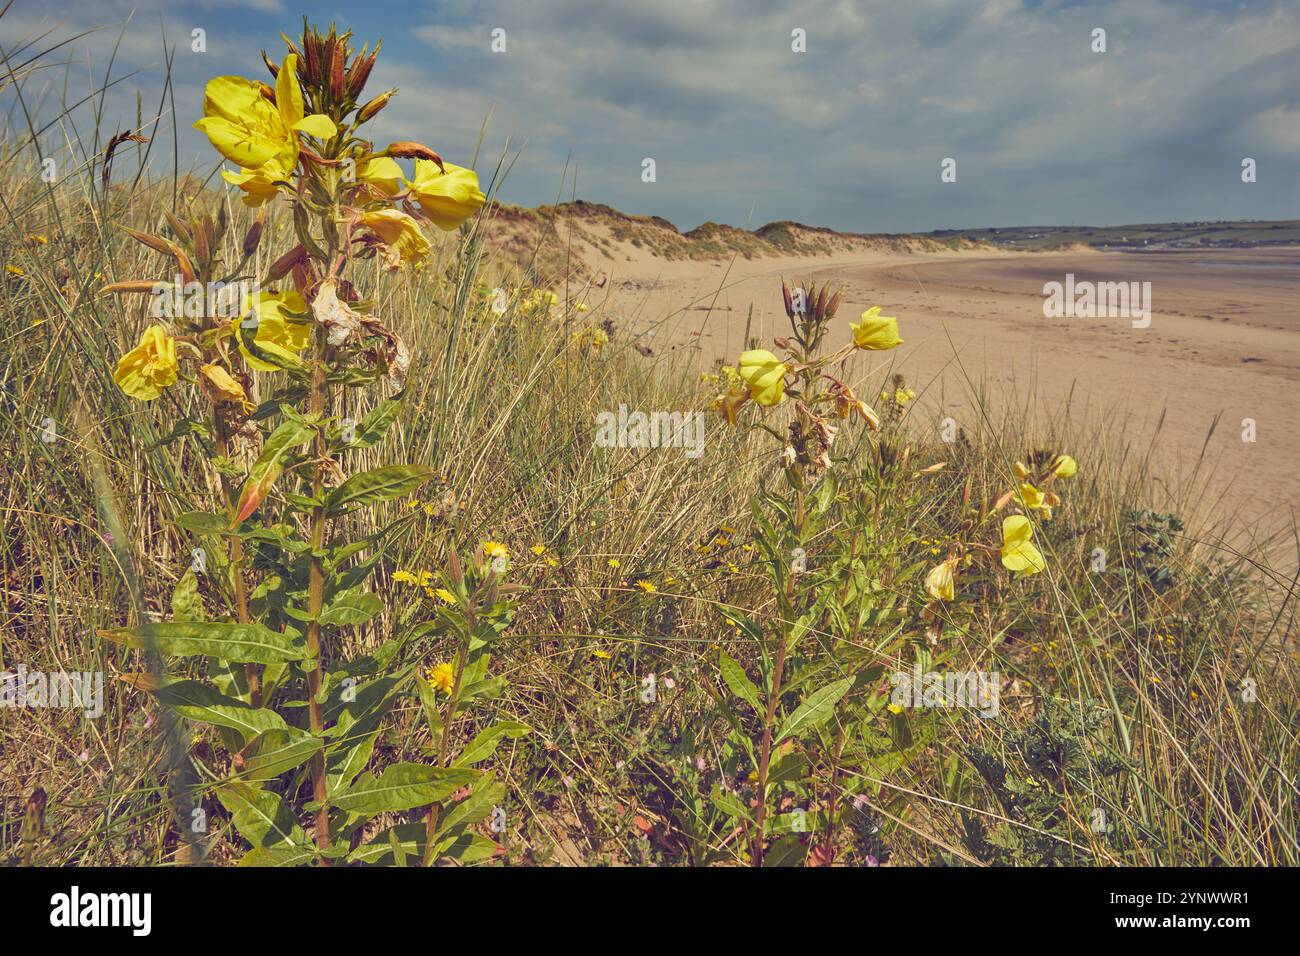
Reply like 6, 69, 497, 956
330, 42, 346, 99
782, 280, 795, 319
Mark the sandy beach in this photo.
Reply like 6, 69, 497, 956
603, 246, 1300, 539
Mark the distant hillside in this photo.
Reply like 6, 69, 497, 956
481, 200, 992, 278
926, 220, 1300, 251
479, 202, 1300, 278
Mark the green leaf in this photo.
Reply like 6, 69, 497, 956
711, 787, 753, 823
234, 728, 323, 783
763, 834, 808, 868
176, 511, 228, 535
776, 676, 854, 744
216, 783, 308, 849
325, 465, 434, 517
345, 398, 403, 449
170, 569, 204, 623
144, 678, 286, 744
326, 763, 476, 815
718, 651, 761, 713
452, 721, 531, 768
98, 621, 308, 664
238, 844, 317, 867
318, 588, 383, 628
233, 419, 316, 524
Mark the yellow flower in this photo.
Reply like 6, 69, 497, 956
407, 160, 486, 231
425, 661, 454, 694
531, 543, 547, 556
199, 363, 250, 409
1000, 515, 1045, 577
356, 156, 404, 196
850, 307, 902, 350
114, 325, 178, 400
197, 54, 337, 198
219, 290, 311, 372
607, 558, 621, 569
593, 649, 611, 660
362, 209, 430, 269
392, 570, 418, 585
634, 579, 657, 593
433, 587, 456, 604
737, 349, 787, 406
714, 387, 751, 424
924, 557, 957, 600
887, 703, 905, 715
1013, 461, 1031, 479
482, 541, 508, 559
1050, 454, 1077, 479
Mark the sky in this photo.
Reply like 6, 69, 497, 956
1, 0, 1296, 233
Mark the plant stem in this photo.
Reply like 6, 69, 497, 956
215, 422, 260, 707
305, 334, 331, 859
753, 486, 805, 867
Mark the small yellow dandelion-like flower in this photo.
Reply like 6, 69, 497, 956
887, 703, 905, 715
425, 662, 454, 694
593, 648, 611, 660
608, 558, 621, 569
531, 543, 546, 556
392, 570, 418, 585
634, 579, 657, 593
482, 541, 508, 559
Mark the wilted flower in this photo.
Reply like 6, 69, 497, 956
362, 208, 430, 269
925, 557, 958, 600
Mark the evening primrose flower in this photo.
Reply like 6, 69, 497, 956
1000, 515, 1046, 577
1050, 454, 1078, 478
850, 307, 902, 350
114, 325, 178, 400
425, 661, 454, 694
407, 159, 486, 230
356, 156, 404, 196
199, 363, 251, 409
362, 209, 430, 269
197, 54, 336, 196
737, 349, 787, 406
220, 290, 311, 371
924, 557, 958, 601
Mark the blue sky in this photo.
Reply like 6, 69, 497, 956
2, 0, 1296, 232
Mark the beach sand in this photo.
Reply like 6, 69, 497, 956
600, 246, 1299, 544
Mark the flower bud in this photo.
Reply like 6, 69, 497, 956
356, 89, 395, 124
242, 212, 265, 258
385, 142, 445, 170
